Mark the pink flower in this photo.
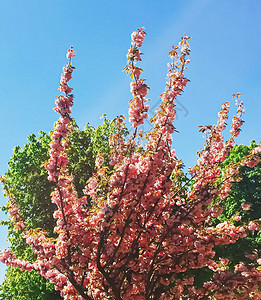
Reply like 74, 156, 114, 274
131, 27, 146, 47
248, 221, 260, 231
252, 146, 261, 154
66, 46, 75, 59
234, 215, 241, 221
245, 253, 258, 260
246, 157, 260, 168
241, 202, 251, 211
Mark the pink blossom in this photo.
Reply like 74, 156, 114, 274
241, 202, 251, 211
234, 215, 241, 221
66, 46, 75, 59
252, 146, 261, 154
248, 221, 260, 231
131, 27, 146, 47
245, 253, 258, 260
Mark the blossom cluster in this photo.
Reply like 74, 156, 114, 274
45, 47, 75, 182
125, 27, 149, 128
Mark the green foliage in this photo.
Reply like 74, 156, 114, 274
0, 118, 118, 299
0, 267, 61, 300
3, 131, 55, 233
214, 141, 261, 266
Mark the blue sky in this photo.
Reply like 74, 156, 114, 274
0, 0, 261, 282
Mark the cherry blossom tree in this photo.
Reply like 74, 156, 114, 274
1, 29, 261, 299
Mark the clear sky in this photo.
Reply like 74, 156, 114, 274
0, 0, 260, 282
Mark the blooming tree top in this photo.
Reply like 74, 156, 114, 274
1, 29, 261, 300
